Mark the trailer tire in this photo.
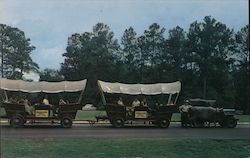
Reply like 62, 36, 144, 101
10, 114, 25, 128
219, 121, 227, 128
158, 119, 170, 128
60, 116, 73, 128
227, 117, 237, 128
196, 120, 204, 128
112, 118, 124, 128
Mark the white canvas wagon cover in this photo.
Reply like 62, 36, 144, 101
0, 78, 87, 93
98, 80, 181, 95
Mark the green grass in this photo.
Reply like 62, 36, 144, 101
0, 107, 5, 116
75, 110, 107, 120
171, 113, 181, 121
1, 139, 250, 158
235, 115, 250, 122
75, 111, 181, 121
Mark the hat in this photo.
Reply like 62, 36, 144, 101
185, 99, 190, 103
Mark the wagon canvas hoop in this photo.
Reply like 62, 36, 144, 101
0, 78, 87, 93
98, 80, 181, 105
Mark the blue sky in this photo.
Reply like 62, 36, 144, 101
0, 0, 249, 71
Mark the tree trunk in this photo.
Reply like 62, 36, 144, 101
1, 51, 3, 78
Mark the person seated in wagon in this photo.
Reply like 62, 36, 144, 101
42, 94, 54, 116
117, 97, 125, 106
42, 94, 52, 107
59, 96, 67, 105
132, 97, 140, 108
7, 95, 17, 103
141, 98, 148, 107
18, 95, 34, 115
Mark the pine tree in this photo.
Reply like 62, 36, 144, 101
0, 24, 38, 79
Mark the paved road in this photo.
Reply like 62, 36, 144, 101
1, 123, 250, 139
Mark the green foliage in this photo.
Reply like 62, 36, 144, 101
187, 16, 235, 99
142, 23, 166, 82
121, 27, 140, 82
58, 17, 248, 112
61, 23, 120, 104
0, 24, 38, 79
233, 25, 249, 114
39, 68, 64, 81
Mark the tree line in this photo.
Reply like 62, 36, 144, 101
0, 16, 249, 113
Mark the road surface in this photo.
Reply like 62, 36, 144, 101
1, 123, 249, 139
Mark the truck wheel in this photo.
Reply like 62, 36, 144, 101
10, 114, 25, 128
112, 118, 124, 128
158, 119, 170, 128
60, 116, 73, 128
227, 117, 237, 128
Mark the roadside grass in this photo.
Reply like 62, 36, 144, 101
1, 108, 249, 122
75, 111, 183, 121
75, 110, 107, 120
235, 114, 250, 122
0, 107, 5, 116
1, 138, 250, 158
75, 111, 182, 121
75, 110, 250, 123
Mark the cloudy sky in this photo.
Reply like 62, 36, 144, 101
0, 0, 248, 71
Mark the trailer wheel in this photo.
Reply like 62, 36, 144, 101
227, 117, 237, 128
10, 114, 24, 128
219, 121, 227, 128
194, 120, 204, 128
112, 118, 124, 128
60, 116, 73, 128
158, 119, 170, 128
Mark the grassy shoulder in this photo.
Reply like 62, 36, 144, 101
74, 111, 182, 121
235, 114, 250, 122
1, 138, 250, 158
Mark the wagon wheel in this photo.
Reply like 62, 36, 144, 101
226, 117, 237, 128
158, 119, 170, 128
194, 120, 204, 128
60, 116, 73, 128
112, 118, 124, 128
10, 114, 25, 128
218, 120, 227, 128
